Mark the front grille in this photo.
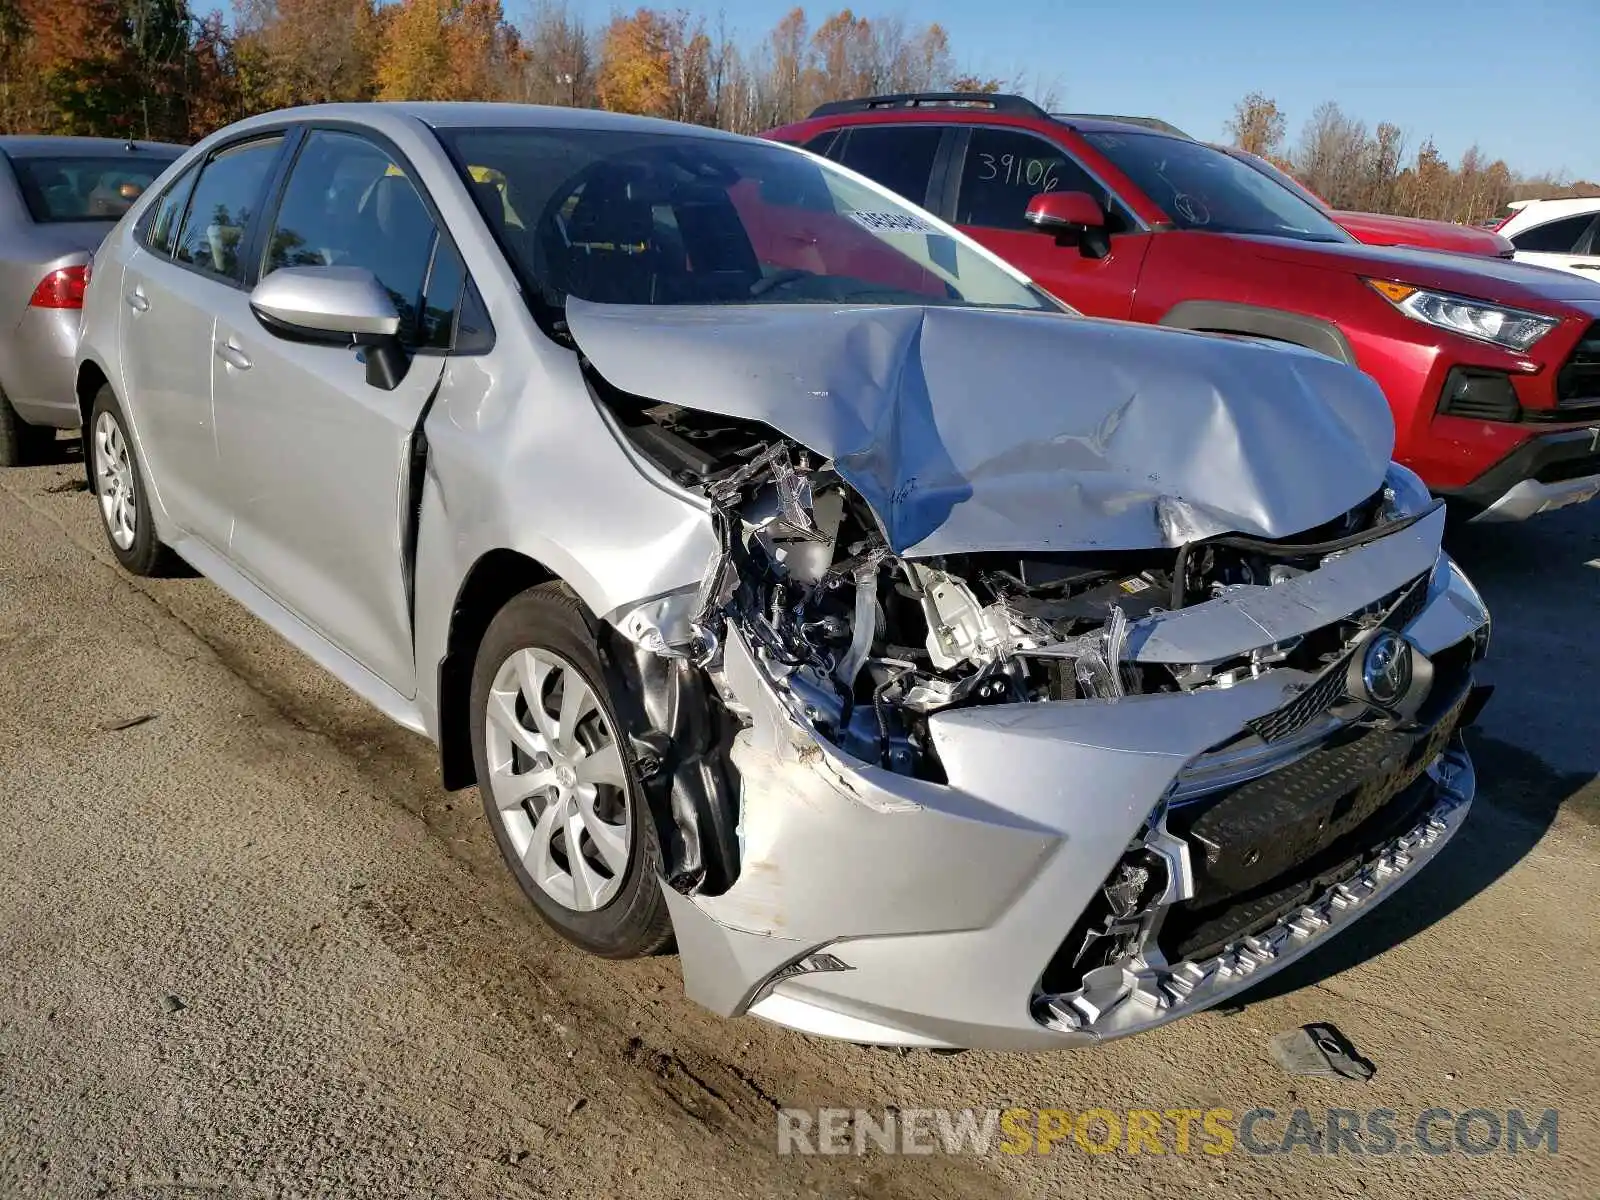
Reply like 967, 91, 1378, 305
1557, 322, 1600, 406
1242, 573, 1428, 745
1246, 650, 1352, 743
1382, 572, 1431, 632
1160, 685, 1470, 961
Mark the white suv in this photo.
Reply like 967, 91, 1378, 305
1499, 197, 1600, 278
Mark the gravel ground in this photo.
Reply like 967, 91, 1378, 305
1, 448, 1595, 1199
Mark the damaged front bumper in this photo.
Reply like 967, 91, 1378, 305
659, 510, 1491, 1052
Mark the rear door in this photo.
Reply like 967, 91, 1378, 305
829, 124, 946, 211
944, 126, 1150, 319
210, 127, 460, 695
1509, 211, 1600, 277
119, 137, 285, 549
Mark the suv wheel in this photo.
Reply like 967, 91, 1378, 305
0, 389, 55, 467
88, 386, 180, 576
470, 583, 674, 958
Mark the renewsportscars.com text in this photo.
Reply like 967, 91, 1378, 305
776, 1106, 1560, 1158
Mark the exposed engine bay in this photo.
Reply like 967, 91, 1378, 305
605, 390, 1436, 789
564, 296, 1488, 1051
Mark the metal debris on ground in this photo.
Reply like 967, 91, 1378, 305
1269, 1023, 1376, 1082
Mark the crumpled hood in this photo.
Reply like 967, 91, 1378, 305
568, 299, 1395, 555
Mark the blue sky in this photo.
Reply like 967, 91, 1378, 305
560, 0, 1600, 181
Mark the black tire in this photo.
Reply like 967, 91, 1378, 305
470, 582, 674, 958
87, 385, 182, 576
0, 388, 55, 467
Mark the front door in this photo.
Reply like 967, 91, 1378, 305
948, 126, 1151, 319
212, 129, 461, 694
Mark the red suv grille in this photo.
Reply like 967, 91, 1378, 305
1557, 323, 1600, 407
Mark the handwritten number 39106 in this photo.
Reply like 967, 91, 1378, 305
977, 152, 1062, 193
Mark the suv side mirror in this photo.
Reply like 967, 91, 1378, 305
249, 266, 409, 390
1025, 191, 1111, 260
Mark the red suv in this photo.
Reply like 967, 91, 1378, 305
767, 94, 1600, 521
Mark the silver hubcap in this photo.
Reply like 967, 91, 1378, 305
93, 411, 136, 551
484, 648, 631, 912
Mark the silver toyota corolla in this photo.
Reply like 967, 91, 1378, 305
0, 136, 182, 464
76, 103, 1492, 1051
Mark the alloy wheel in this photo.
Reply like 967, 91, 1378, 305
483, 647, 632, 912
93, 410, 136, 551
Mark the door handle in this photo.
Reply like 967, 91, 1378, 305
125, 288, 148, 312
214, 341, 252, 371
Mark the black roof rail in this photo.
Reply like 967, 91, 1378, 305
1053, 113, 1193, 138
808, 93, 1050, 120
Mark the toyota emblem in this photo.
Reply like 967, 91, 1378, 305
1362, 630, 1414, 707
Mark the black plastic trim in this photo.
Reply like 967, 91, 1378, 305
1441, 427, 1600, 509
809, 92, 1049, 120
1159, 300, 1358, 366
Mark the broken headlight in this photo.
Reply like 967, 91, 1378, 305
1381, 463, 1433, 520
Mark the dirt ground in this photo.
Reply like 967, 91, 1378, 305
1, 449, 1595, 1199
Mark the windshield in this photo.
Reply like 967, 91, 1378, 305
1084, 132, 1351, 244
1228, 149, 1331, 212
436, 127, 1054, 313
11, 153, 181, 223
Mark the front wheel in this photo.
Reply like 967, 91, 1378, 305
470, 583, 674, 958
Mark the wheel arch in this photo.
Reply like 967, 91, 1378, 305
74, 359, 114, 487
1158, 300, 1357, 367
75, 358, 111, 427
436, 548, 558, 790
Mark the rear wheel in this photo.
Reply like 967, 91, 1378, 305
88, 385, 180, 576
470, 583, 674, 958
0, 389, 55, 467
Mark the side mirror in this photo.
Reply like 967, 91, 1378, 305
1024, 191, 1111, 260
249, 266, 409, 390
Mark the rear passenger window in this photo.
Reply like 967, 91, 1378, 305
1511, 213, 1598, 253
956, 128, 1117, 232
140, 161, 200, 257
802, 130, 841, 158
173, 138, 283, 281
262, 130, 442, 345
835, 126, 942, 208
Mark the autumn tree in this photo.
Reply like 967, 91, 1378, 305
1225, 91, 1285, 158
374, 0, 517, 102
949, 73, 1002, 93
1292, 101, 1371, 207
595, 7, 673, 116
235, 0, 378, 110
0, 0, 47, 131
517, 0, 594, 107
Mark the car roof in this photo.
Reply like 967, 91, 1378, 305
1505, 196, 1600, 222
226, 101, 755, 145
0, 135, 183, 158
1051, 114, 1192, 138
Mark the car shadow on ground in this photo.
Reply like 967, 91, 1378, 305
1232, 500, 1600, 1008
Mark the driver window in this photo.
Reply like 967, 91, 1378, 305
262, 130, 441, 343
957, 128, 1130, 233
